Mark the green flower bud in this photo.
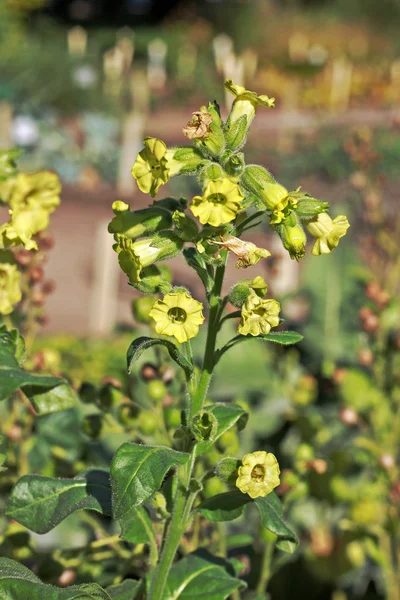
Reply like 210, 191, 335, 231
132, 294, 158, 324
118, 401, 140, 425
199, 162, 226, 185
165, 406, 182, 429
222, 152, 245, 177
147, 380, 167, 402
138, 410, 157, 435
240, 165, 286, 211
82, 414, 103, 439
134, 265, 172, 294
215, 457, 241, 483
108, 203, 172, 240
296, 196, 330, 219
191, 410, 218, 442
151, 491, 169, 518
228, 275, 269, 308
114, 232, 183, 285
275, 212, 307, 261
165, 146, 204, 175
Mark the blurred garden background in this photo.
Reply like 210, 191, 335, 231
1, 0, 400, 598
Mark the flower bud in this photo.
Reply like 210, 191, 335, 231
199, 162, 226, 185
296, 196, 329, 219
228, 276, 268, 308
222, 151, 245, 177
275, 213, 306, 261
147, 380, 167, 402
191, 410, 218, 442
240, 165, 284, 210
114, 232, 183, 285
132, 294, 158, 324
215, 457, 241, 483
224, 80, 274, 151
108, 203, 172, 240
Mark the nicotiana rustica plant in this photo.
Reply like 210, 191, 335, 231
0, 81, 349, 600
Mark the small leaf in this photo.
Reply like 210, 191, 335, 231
254, 492, 298, 553
106, 579, 142, 600
183, 248, 214, 295
118, 505, 156, 545
0, 557, 111, 599
164, 551, 246, 599
7, 469, 111, 534
216, 331, 303, 362
197, 491, 250, 522
111, 442, 189, 518
196, 403, 248, 454
26, 382, 77, 415
127, 336, 193, 380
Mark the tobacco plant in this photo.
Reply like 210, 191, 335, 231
0, 81, 349, 599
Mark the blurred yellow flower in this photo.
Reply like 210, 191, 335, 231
0, 253, 22, 315
131, 137, 170, 197
238, 291, 280, 336
306, 213, 350, 256
236, 450, 280, 499
190, 178, 243, 227
149, 290, 205, 344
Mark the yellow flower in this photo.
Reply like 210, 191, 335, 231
131, 137, 171, 197
238, 290, 280, 337
306, 213, 350, 256
0, 253, 22, 315
215, 235, 271, 268
269, 194, 299, 225
149, 290, 205, 344
276, 214, 307, 261
190, 178, 243, 227
0, 222, 37, 251
236, 451, 280, 499
225, 80, 275, 124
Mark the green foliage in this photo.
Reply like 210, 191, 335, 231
127, 336, 193, 380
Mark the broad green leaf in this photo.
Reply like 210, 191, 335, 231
26, 382, 77, 415
164, 551, 246, 599
196, 403, 248, 454
7, 469, 111, 534
111, 442, 189, 518
118, 505, 156, 545
106, 579, 141, 600
254, 492, 298, 553
0, 557, 111, 599
0, 327, 25, 363
197, 491, 250, 522
127, 336, 193, 379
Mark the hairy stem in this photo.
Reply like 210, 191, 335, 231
256, 532, 276, 595
191, 253, 227, 416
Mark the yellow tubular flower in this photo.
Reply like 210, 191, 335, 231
149, 291, 205, 344
190, 178, 243, 227
306, 213, 350, 256
238, 290, 280, 337
225, 80, 275, 125
236, 451, 280, 499
131, 137, 170, 197
215, 235, 271, 268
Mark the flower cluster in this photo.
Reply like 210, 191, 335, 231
0, 162, 61, 316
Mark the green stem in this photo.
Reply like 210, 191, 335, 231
148, 477, 188, 600
256, 533, 276, 595
191, 254, 227, 416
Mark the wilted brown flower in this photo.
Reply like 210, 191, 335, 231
183, 110, 212, 140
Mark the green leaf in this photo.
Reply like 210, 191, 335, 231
0, 557, 111, 599
6, 469, 111, 534
197, 491, 250, 522
0, 329, 70, 407
106, 580, 141, 600
196, 403, 248, 454
26, 382, 77, 415
127, 336, 193, 380
183, 248, 214, 295
118, 505, 156, 545
164, 551, 246, 599
216, 331, 303, 362
111, 442, 189, 518
254, 492, 298, 553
